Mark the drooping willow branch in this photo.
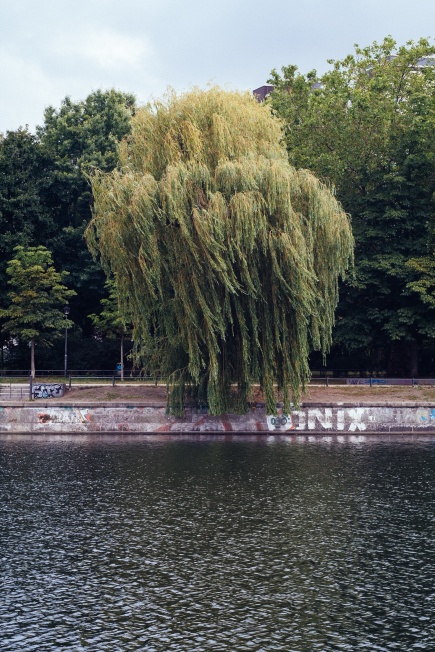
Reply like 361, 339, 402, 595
87, 87, 353, 414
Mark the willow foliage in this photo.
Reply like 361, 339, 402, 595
87, 87, 353, 414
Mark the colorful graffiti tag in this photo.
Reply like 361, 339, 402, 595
32, 383, 65, 399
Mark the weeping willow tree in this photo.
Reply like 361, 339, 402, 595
87, 87, 353, 415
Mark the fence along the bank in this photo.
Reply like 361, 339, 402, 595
3, 371, 435, 402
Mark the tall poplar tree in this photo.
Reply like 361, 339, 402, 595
87, 88, 353, 414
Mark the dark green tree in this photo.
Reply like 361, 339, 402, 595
268, 37, 435, 375
89, 279, 132, 380
0, 91, 137, 370
0, 246, 76, 377
37, 89, 137, 334
0, 128, 53, 257
0, 128, 55, 361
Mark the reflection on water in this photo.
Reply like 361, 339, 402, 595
1, 435, 435, 651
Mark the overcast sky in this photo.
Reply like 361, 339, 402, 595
1, 0, 434, 134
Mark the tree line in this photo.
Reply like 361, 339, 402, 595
2, 37, 435, 379
268, 37, 435, 377
0, 89, 136, 372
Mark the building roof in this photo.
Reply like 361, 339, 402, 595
253, 85, 274, 102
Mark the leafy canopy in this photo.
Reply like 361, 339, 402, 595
87, 87, 353, 414
269, 37, 435, 372
0, 245, 75, 345
37, 89, 137, 334
89, 279, 131, 340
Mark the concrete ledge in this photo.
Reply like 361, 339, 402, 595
1, 403, 435, 434
3, 400, 435, 408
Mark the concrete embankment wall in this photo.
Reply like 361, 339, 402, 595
1, 403, 435, 433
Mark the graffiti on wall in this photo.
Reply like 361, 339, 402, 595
267, 407, 369, 431
2, 404, 435, 432
266, 411, 294, 431
32, 383, 65, 399
418, 408, 435, 424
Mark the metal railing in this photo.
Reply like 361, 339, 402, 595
2, 371, 435, 396
0, 369, 162, 380
67, 375, 161, 389
68, 375, 116, 389
309, 377, 435, 386
0, 383, 29, 400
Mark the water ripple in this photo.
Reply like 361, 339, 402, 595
1, 437, 435, 650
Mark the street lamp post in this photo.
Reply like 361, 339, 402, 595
63, 306, 70, 377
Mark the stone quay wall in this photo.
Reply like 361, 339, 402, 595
1, 403, 435, 434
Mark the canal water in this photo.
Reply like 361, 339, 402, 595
1, 434, 435, 651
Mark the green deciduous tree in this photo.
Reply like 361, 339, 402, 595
0, 128, 53, 258
0, 91, 139, 370
0, 128, 55, 358
89, 279, 132, 380
0, 246, 76, 377
37, 89, 137, 335
87, 88, 353, 414
0, 128, 54, 307
268, 37, 435, 376
0, 91, 137, 353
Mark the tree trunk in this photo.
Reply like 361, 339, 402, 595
387, 340, 419, 378
409, 340, 419, 378
30, 338, 35, 379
